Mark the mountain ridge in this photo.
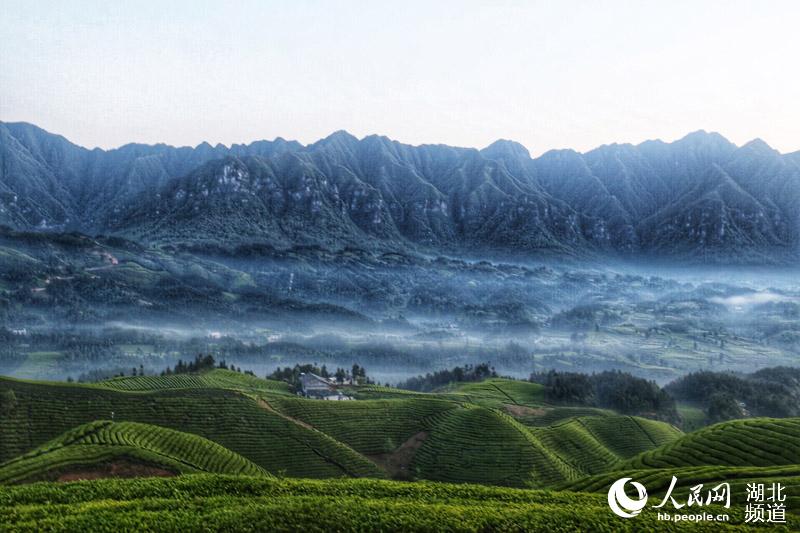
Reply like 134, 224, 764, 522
2, 121, 799, 262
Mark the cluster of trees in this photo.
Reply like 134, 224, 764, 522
396, 363, 497, 392
526, 366, 800, 425
666, 367, 800, 423
268, 363, 370, 392
343, 364, 368, 384
530, 370, 679, 423
161, 354, 249, 376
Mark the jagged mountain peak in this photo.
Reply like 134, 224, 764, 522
481, 139, 531, 161
2, 121, 799, 262
673, 130, 736, 153
314, 130, 360, 147
740, 138, 778, 155
679, 129, 729, 142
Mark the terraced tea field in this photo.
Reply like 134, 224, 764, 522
444, 378, 546, 407
0, 372, 691, 488
0, 421, 268, 483
97, 369, 291, 394
559, 418, 800, 515
576, 415, 683, 459
269, 393, 686, 486
268, 397, 459, 455
1, 370, 799, 531
2, 475, 782, 532
411, 406, 576, 486
619, 418, 800, 470
513, 406, 615, 427
529, 415, 681, 475
0, 377, 382, 479
346, 378, 546, 409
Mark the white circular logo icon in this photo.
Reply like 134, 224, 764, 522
608, 478, 648, 518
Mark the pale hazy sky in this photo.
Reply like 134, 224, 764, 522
1, 0, 799, 155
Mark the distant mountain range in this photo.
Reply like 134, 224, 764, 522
2, 121, 799, 262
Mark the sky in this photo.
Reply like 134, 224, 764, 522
1, 0, 799, 156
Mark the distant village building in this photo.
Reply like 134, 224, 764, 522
299, 373, 352, 401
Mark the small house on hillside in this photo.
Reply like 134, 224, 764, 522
299, 373, 335, 398
299, 373, 352, 400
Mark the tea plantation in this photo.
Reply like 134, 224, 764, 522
618, 418, 800, 469
528, 415, 681, 476
0, 421, 268, 483
0, 376, 382, 479
97, 369, 291, 394
1, 475, 792, 532
267, 396, 460, 455
1, 371, 799, 531
1, 372, 688, 488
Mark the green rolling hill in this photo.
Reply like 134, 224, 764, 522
410, 406, 577, 487
559, 417, 800, 513
442, 378, 547, 407
0, 376, 383, 479
0, 421, 268, 484
618, 418, 800, 470
1, 372, 799, 530
96, 369, 291, 394
0, 372, 687, 488
267, 397, 459, 456
345, 378, 546, 409
529, 415, 682, 476
513, 406, 616, 427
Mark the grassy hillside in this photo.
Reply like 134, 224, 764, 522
0, 421, 268, 484
577, 416, 683, 459
97, 369, 291, 394
619, 418, 800, 470
0, 372, 691, 488
0, 475, 778, 532
0, 376, 382, 479
442, 378, 547, 407
677, 403, 708, 431
345, 378, 546, 409
513, 406, 616, 427
267, 397, 458, 455
410, 406, 576, 487
270, 395, 685, 486
529, 416, 681, 476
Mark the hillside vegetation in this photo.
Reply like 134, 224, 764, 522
1, 475, 785, 532
0, 372, 688, 488
268, 397, 458, 456
558, 417, 800, 513
2, 371, 800, 530
619, 418, 800, 470
347, 378, 546, 408
0, 376, 382, 479
529, 416, 682, 476
0, 421, 268, 484
97, 369, 291, 394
